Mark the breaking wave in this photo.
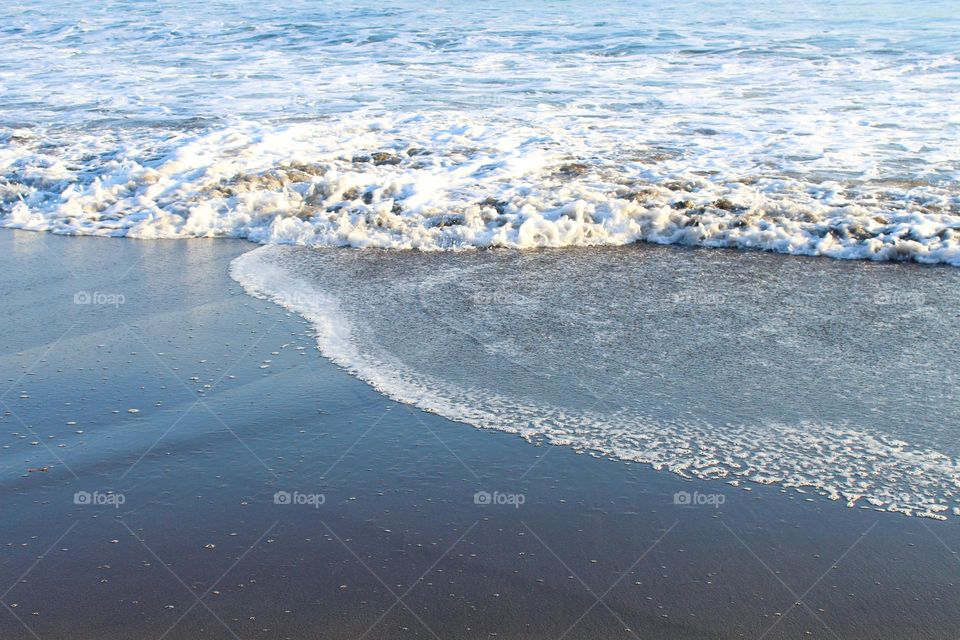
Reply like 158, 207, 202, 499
2, 116, 959, 263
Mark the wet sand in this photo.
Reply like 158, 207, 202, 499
1, 230, 958, 639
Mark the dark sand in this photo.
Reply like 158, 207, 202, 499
1, 230, 958, 640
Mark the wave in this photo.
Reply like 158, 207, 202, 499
3, 115, 959, 264
230, 244, 960, 519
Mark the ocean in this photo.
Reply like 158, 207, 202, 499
1, 0, 958, 259
2, 0, 959, 519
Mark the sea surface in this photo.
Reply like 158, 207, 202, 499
1, 0, 959, 260
233, 243, 960, 519
5, 232, 960, 640
3, 1, 960, 519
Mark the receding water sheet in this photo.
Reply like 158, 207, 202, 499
232, 243, 960, 519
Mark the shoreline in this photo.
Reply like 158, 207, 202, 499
2, 229, 959, 639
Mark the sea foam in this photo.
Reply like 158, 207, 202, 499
2, 0, 958, 263
231, 244, 960, 519
2, 115, 959, 264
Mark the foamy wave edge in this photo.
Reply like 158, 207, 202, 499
230, 244, 960, 519
3, 119, 960, 264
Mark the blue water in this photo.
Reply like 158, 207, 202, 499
1, 0, 958, 255
2, 0, 958, 126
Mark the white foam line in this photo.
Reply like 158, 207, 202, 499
230, 245, 960, 520
2, 116, 959, 265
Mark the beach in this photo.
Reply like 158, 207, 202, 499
2, 230, 959, 639
3, 0, 960, 635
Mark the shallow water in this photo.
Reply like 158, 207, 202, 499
233, 243, 960, 518
1, 0, 959, 260
5, 231, 960, 640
